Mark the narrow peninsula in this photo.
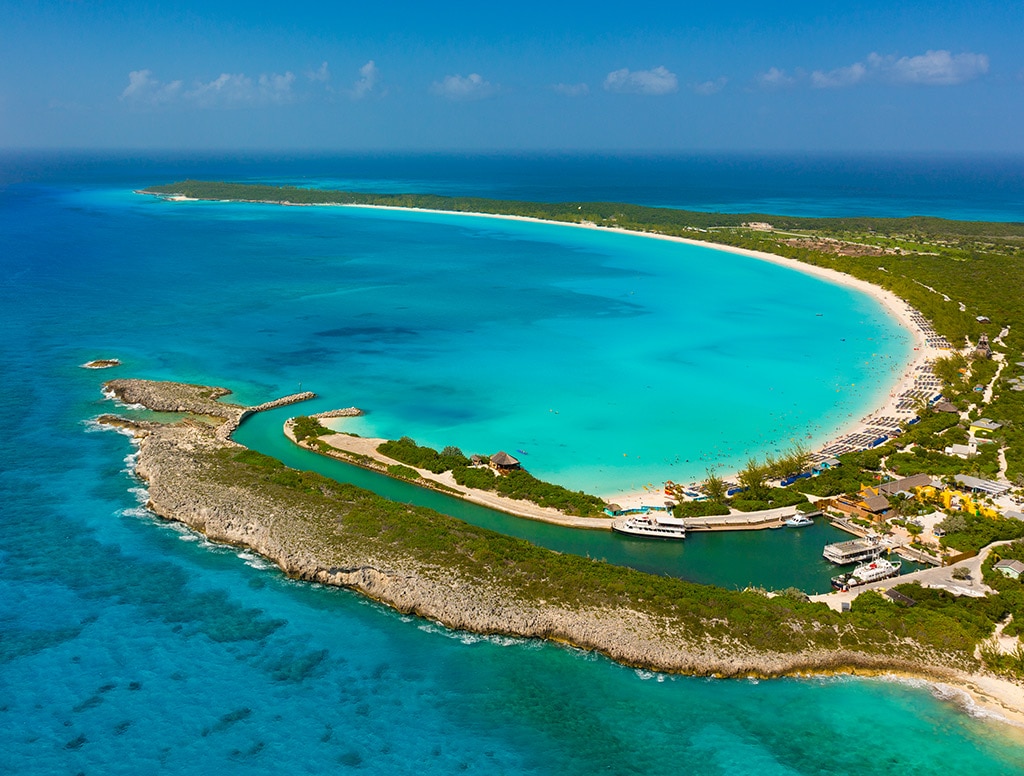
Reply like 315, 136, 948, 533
101, 377, 1024, 724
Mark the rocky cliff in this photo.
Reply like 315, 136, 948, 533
100, 380, 959, 681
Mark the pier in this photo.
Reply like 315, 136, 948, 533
680, 505, 798, 531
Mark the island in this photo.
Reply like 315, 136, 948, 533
99, 377, 1024, 724
107, 184, 1024, 722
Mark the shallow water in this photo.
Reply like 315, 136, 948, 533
3, 153, 1024, 774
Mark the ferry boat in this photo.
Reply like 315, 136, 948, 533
831, 558, 902, 591
823, 536, 885, 565
784, 515, 814, 527
612, 513, 687, 541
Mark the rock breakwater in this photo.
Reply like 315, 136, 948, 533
104, 379, 316, 440
309, 407, 363, 419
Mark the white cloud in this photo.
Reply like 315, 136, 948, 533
120, 69, 183, 104
351, 60, 379, 99
186, 73, 255, 106
553, 82, 590, 97
258, 71, 296, 102
307, 61, 331, 83
811, 62, 867, 89
692, 76, 727, 96
120, 69, 295, 108
756, 67, 796, 89
807, 49, 988, 89
121, 69, 155, 99
870, 50, 989, 85
603, 66, 677, 95
431, 73, 495, 101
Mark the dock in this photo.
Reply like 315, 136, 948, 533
680, 505, 797, 532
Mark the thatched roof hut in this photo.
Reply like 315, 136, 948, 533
489, 451, 521, 471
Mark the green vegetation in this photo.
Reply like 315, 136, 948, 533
470, 468, 607, 516
674, 500, 730, 517
291, 416, 330, 442
730, 487, 809, 513
376, 435, 606, 516
937, 513, 1024, 554
701, 469, 727, 504
378, 436, 469, 473
196, 444, 1024, 671
386, 464, 421, 481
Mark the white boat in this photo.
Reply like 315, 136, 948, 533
612, 513, 687, 540
784, 515, 814, 527
831, 558, 902, 591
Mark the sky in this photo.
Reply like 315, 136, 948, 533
2, 0, 1022, 153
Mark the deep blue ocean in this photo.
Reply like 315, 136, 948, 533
3, 152, 1024, 774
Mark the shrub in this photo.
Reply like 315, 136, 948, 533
378, 437, 469, 473
292, 416, 330, 442
674, 500, 730, 517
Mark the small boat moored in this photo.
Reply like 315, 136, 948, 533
612, 513, 687, 541
784, 515, 814, 527
831, 557, 902, 591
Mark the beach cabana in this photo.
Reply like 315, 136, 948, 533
489, 451, 521, 472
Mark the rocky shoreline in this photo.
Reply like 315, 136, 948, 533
98, 378, 1024, 723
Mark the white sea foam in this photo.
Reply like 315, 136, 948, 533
415, 621, 529, 648
101, 385, 145, 411
82, 416, 137, 438
237, 551, 273, 571
877, 675, 1014, 726
121, 449, 140, 475
930, 682, 1013, 724
632, 669, 668, 682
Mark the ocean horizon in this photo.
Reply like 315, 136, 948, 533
3, 151, 1024, 774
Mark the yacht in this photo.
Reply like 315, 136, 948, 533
831, 558, 902, 591
612, 513, 687, 540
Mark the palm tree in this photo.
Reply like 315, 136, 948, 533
703, 469, 727, 504
781, 444, 812, 477
738, 458, 768, 498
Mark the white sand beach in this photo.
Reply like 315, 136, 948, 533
285, 421, 611, 529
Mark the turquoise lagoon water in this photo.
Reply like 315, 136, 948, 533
3, 154, 1024, 773
51, 191, 909, 497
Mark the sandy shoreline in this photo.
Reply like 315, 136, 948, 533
286, 421, 612, 529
